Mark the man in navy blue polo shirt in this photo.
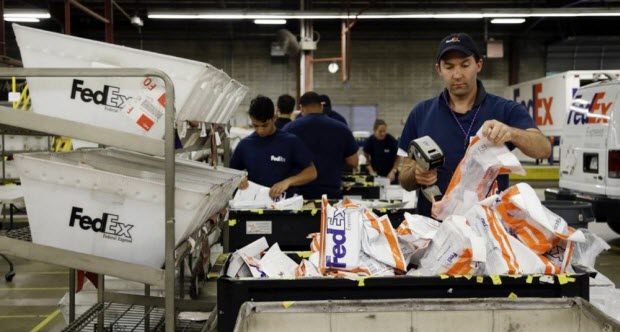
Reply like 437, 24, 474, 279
398, 33, 551, 218
230, 95, 317, 199
283, 92, 358, 198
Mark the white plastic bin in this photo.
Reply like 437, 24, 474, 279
13, 24, 248, 137
13, 148, 244, 268
2, 160, 18, 179
1, 135, 48, 152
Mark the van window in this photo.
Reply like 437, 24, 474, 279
583, 153, 599, 174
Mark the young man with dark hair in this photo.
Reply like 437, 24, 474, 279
363, 119, 400, 183
283, 91, 358, 198
398, 33, 551, 218
230, 95, 317, 199
275, 94, 296, 129
319, 94, 348, 125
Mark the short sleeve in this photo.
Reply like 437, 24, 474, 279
343, 129, 359, 158
506, 101, 537, 130
363, 136, 373, 155
291, 136, 314, 169
229, 142, 245, 171
398, 106, 420, 152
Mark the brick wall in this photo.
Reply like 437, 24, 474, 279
119, 37, 546, 136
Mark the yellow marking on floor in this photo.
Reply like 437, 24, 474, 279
8, 271, 68, 275
30, 309, 61, 332
0, 314, 49, 319
0, 287, 68, 291
510, 166, 559, 181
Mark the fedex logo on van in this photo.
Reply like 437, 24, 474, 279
567, 92, 612, 125
70, 79, 131, 112
513, 83, 554, 126
326, 209, 347, 269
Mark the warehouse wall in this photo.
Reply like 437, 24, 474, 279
118, 37, 546, 137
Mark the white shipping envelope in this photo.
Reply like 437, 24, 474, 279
225, 237, 269, 277
260, 243, 299, 278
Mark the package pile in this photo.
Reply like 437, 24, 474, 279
224, 129, 608, 278
229, 181, 304, 210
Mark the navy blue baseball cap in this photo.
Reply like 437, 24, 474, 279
436, 33, 481, 63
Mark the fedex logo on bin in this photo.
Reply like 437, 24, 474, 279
69, 207, 134, 243
70, 79, 131, 112
326, 209, 347, 269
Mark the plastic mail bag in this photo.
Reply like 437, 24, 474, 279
432, 129, 525, 220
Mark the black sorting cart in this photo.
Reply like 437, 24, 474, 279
225, 201, 415, 252
341, 174, 375, 183
341, 182, 382, 199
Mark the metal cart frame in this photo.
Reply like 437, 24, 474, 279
0, 68, 183, 331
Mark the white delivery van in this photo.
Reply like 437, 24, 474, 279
505, 70, 620, 164
545, 75, 620, 234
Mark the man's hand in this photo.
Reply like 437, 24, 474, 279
482, 120, 514, 145
238, 177, 249, 190
388, 170, 396, 182
367, 166, 378, 177
415, 164, 437, 186
269, 179, 290, 199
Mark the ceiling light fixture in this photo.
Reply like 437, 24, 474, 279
148, 8, 620, 20
328, 62, 339, 74
4, 17, 40, 22
4, 9, 51, 19
491, 18, 526, 24
254, 19, 286, 25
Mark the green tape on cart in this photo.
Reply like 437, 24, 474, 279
250, 209, 264, 215
311, 209, 318, 216
228, 219, 237, 227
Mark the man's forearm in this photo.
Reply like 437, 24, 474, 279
399, 157, 419, 191
512, 128, 551, 159
286, 165, 317, 187
391, 156, 401, 173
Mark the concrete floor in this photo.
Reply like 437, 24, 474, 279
0, 200, 619, 331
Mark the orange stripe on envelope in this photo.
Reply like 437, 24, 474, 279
484, 206, 519, 274
446, 248, 473, 275
364, 210, 406, 272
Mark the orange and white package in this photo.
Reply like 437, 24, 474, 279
295, 259, 322, 277
432, 129, 525, 220
307, 233, 321, 252
417, 215, 486, 276
356, 252, 395, 276
327, 253, 394, 277
319, 195, 364, 273
494, 183, 585, 254
396, 212, 440, 266
465, 203, 547, 275
361, 209, 407, 272
542, 238, 575, 274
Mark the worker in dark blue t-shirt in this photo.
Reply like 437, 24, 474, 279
398, 33, 551, 218
275, 94, 295, 129
283, 92, 358, 199
363, 119, 400, 183
230, 95, 317, 199
319, 94, 348, 125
